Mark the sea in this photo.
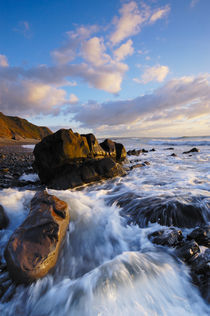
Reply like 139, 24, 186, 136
0, 136, 209, 315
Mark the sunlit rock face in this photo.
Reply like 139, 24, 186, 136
33, 129, 126, 189
4, 191, 70, 284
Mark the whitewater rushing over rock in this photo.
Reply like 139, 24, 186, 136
0, 136, 209, 315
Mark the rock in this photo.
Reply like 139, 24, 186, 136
148, 228, 183, 247
142, 149, 148, 153
4, 191, 70, 284
183, 147, 200, 154
0, 205, 9, 229
130, 163, 145, 170
187, 226, 210, 247
81, 133, 106, 158
150, 148, 156, 152
190, 249, 210, 303
164, 147, 174, 150
170, 153, 177, 157
175, 240, 200, 262
100, 139, 126, 161
48, 157, 126, 190
114, 196, 209, 228
127, 149, 141, 156
33, 130, 126, 189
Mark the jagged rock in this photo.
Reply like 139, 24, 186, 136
33, 129, 126, 189
183, 147, 200, 154
0, 205, 9, 229
100, 139, 126, 161
187, 226, 210, 247
170, 153, 177, 157
148, 228, 183, 247
175, 240, 200, 262
4, 191, 70, 284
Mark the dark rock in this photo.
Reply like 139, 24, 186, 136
100, 139, 126, 161
4, 191, 70, 284
33, 130, 126, 189
164, 147, 174, 150
142, 149, 148, 153
143, 161, 150, 165
48, 158, 126, 190
176, 240, 200, 262
112, 195, 209, 228
127, 149, 141, 156
183, 147, 200, 154
190, 249, 210, 303
0, 205, 9, 229
150, 148, 156, 152
187, 226, 210, 247
170, 153, 177, 157
148, 228, 183, 247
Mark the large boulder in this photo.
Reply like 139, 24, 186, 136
33, 129, 126, 189
4, 191, 70, 284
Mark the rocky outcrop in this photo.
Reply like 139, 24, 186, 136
4, 191, 70, 284
0, 112, 52, 140
0, 205, 9, 229
33, 129, 126, 189
148, 226, 210, 303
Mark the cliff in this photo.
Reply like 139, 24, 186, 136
0, 112, 52, 140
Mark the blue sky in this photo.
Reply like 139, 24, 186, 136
0, 0, 210, 137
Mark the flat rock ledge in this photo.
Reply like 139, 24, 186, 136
4, 190, 70, 284
33, 129, 127, 189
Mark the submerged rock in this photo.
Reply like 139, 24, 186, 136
33, 129, 126, 189
115, 195, 209, 228
183, 147, 200, 154
148, 228, 183, 247
4, 191, 70, 284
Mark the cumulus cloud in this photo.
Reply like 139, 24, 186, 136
114, 39, 134, 61
0, 78, 67, 116
134, 65, 169, 84
0, 54, 8, 67
82, 37, 111, 66
71, 75, 210, 133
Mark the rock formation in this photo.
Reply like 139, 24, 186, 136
33, 129, 126, 189
4, 191, 70, 284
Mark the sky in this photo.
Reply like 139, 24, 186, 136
0, 0, 210, 137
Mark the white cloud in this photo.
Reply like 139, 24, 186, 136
149, 5, 170, 24
110, 1, 149, 45
71, 74, 210, 134
69, 93, 79, 104
82, 37, 111, 66
134, 64, 169, 84
0, 54, 8, 67
114, 39, 134, 61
